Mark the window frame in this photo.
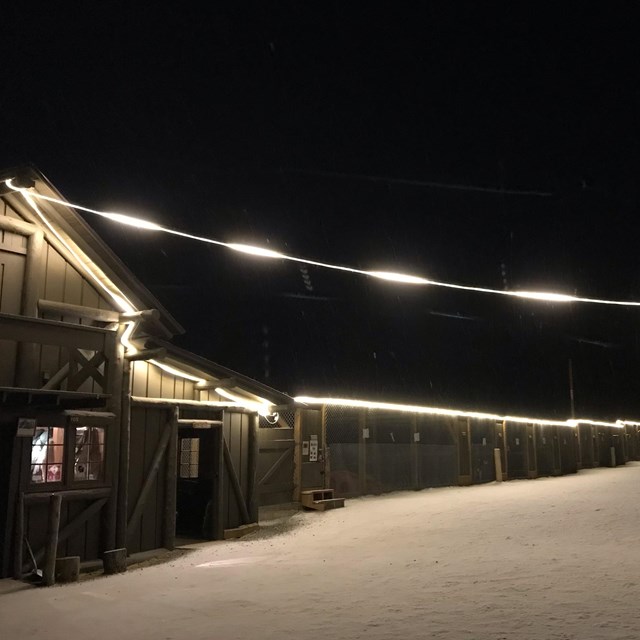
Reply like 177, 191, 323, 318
26, 414, 111, 492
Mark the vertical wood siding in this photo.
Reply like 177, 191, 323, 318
131, 361, 196, 401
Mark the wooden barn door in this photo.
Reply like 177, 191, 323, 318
176, 426, 217, 539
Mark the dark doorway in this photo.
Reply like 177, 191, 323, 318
176, 427, 216, 539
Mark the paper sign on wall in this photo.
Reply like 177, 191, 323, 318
302, 441, 309, 455
309, 434, 318, 462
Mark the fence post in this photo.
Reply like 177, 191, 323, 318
358, 411, 368, 495
494, 448, 503, 482
43, 494, 62, 586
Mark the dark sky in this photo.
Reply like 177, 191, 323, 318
2, 3, 640, 419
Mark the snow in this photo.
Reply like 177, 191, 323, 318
3, 464, 640, 639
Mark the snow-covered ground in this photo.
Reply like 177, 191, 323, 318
3, 464, 640, 640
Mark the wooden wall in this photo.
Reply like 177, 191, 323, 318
222, 412, 253, 530
131, 361, 196, 400
0, 201, 27, 386
127, 407, 170, 554
1, 197, 115, 393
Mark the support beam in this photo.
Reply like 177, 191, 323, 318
321, 404, 329, 490
43, 494, 62, 586
104, 323, 125, 553
258, 447, 293, 487
163, 408, 178, 550
23, 488, 110, 505
116, 358, 132, 548
358, 410, 368, 495
131, 396, 232, 411
38, 299, 120, 323
12, 493, 24, 579
125, 347, 167, 362
411, 414, 419, 490
246, 416, 259, 523
293, 411, 302, 502
213, 426, 225, 540
0, 214, 38, 236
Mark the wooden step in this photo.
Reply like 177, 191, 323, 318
301, 489, 345, 511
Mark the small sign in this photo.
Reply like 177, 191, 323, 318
302, 441, 309, 455
362, 428, 369, 439
482, 437, 487, 446
192, 422, 211, 429
17, 418, 36, 437
515, 437, 520, 446
309, 439, 319, 462
413, 432, 420, 443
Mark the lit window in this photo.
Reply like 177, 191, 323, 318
179, 438, 199, 478
74, 426, 105, 482
31, 426, 65, 484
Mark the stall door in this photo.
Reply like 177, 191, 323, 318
506, 424, 527, 479
176, 427, 217, 538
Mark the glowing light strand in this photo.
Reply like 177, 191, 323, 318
7, 181, 208, 385
7, 180, 640, 307
293, 396, 636, 430
215, 387, 273, 417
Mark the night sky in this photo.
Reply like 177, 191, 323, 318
2, 4, 640, 419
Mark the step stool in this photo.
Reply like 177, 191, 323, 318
300, 488, 345, 511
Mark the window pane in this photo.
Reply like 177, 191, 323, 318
179, 438, 199, 478
74, 426, 105, 481
31, 426, 65, 484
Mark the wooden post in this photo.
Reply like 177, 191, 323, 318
246, 415, 259, 523
610, 445, 616, 467
321, 404, 329, 489
411, 414, 419, 490
103, 548, 127, 574
116, 357, 131, 549
105, 323, 125, 554
213, 425, 225, 540
457, 419, 472, 486
163, 407, 178, 550
55, 556, 80, 583
494, 448, 503, 482
3, 433, 24, 579
293, 410, 302, 502
43, 493, 62, 587
12, 493, 24, 579
358, 410, 367, 495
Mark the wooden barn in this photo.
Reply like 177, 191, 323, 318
0, 167, 294, 581
3, 166, 638, 585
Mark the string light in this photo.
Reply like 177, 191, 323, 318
149, 359, 206, 384
293, 396, 629, 429
215, 387, 274, 416
7, 180, 640, 308
7, 181, 640, 424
